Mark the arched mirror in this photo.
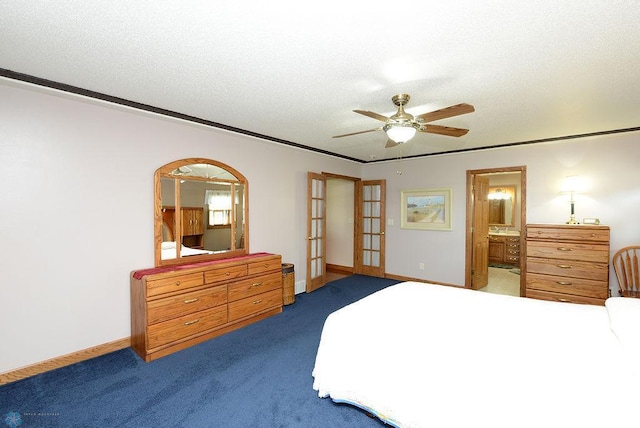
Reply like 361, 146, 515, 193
154, 158, 248, 266
488, 186, 516, 227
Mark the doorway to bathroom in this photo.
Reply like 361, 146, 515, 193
465, 166, 526, 296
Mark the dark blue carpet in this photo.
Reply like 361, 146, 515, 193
1, 275, 399, 427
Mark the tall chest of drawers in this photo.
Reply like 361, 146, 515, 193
524, 224, 610, 305
131, 253, 282, 362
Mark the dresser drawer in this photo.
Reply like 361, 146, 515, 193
147, 285, 227, 325
146, 272, 204, 298
228, 288, 283, 322
526, 241, 609, 263
228, 272, 282, 302
248, 257, 281, 275
526, 226, 609, 242
525, 272, 608, 299
147, 305, 228, 349
525, 289, 605, 306
204, 264, 247, 284
526, 257, 608, 281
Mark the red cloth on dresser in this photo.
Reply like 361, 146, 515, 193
131, 252, 273, 279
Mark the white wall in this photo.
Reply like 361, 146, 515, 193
363, 133, 640, 288
2, 76, 639, 374
0, 79, 361, 373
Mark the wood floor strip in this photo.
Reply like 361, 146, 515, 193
0, 337, 131, 386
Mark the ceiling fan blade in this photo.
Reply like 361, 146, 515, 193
416, 103, 475, 122
332, 128, 381, 138
353, 110, 390, 122
385, 139, 399, 148
421, 124, 469, 137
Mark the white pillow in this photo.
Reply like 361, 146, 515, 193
161, 241, 177, 250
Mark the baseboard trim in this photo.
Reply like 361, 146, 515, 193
384, 273, 461, 288
326, 263, 354, 275
0, 337, 131, 386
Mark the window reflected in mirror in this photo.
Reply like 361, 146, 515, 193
155, 159, 248, 266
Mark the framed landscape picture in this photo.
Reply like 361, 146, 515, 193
400, 188, 452, 230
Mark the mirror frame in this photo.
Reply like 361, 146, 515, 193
488, 186, 516, 227
154, 158, 249, 267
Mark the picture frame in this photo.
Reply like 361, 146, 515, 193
400, 188, 452, 230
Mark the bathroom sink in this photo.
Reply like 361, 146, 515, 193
489, 230, 520, 236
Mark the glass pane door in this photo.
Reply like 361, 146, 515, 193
306, 172, 326, 292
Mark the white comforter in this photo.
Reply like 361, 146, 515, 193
160, 242, 215, 260
312, 282, 640, 427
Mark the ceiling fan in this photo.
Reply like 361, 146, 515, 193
333, 94, 475, 148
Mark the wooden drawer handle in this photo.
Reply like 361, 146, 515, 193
252, 282, 263, 288
264, 263, 269, 268
557, 264, 572, 269
225, 272, 231, 276
184, 319, 200, 326
556, 281, 572, 286
184, 298, 199, 304
557, 247, 573, 251
175, 281, 181, 286
252, 299, 263, 305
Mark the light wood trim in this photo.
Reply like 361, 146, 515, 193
0, 337, 131, 386
326, 263, 354, 275
384, 273, 460, 288
320, 172, 360, 181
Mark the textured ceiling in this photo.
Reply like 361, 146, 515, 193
1, 2, 639, 162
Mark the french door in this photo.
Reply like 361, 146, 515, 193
306, 174, 386, 293
306, 172, 326, 292
355, 180, 386, 277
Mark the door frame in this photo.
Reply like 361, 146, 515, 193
323, 172, 360, 276
465, 166, 527, 295
305, 172, 387, 292
306, 172, 360, 292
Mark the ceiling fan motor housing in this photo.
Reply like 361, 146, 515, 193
332, 93, 473, 144
390, 94, 414, 122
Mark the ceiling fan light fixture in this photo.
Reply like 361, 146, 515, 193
384, 123, 417, 144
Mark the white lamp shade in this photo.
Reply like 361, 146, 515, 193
386, 124, 417, 143
560, 175, 586, 193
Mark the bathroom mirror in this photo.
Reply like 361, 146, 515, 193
154, 158, 248, 266
488, 186, 516, 227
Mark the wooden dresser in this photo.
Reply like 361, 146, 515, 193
524, 224, 610, 305
131, 253, 282, 362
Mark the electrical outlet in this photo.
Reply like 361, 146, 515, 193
419, 263, 424, 270
387, 218, 394, 226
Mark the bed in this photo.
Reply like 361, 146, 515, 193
160, 241, 215, 259
312, 281, 640, 427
